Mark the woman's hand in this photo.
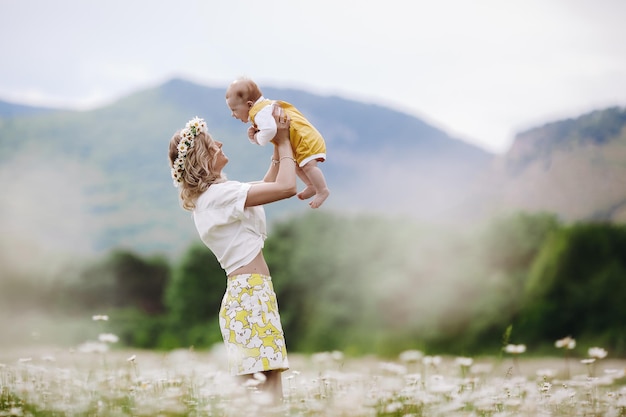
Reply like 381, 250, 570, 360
271, 104, 291, 145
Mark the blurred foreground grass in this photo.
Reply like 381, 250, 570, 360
1, 344, 625, 417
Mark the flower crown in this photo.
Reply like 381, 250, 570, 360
171, 116, 208, 187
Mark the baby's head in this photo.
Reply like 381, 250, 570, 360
225, 78, 263, 123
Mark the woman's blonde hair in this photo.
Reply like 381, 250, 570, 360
168, 130, 226, 210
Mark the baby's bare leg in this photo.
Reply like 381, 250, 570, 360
296, 166, 316, 200
301, 160, 330, 209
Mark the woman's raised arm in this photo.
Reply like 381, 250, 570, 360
245, 107, 297, 207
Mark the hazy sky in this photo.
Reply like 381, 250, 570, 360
1, 0, 625, 153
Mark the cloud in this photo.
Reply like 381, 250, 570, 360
1, 0, 625, 153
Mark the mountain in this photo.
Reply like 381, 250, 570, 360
0, 100, 58, 117
3, 78, 622, 261
483, 106, 626, 222
0, 78, 492, 257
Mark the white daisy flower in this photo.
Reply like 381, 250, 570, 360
505, 344, 526, 354
177, 142, 189, 154
555, 336, 576, 349
588, 347, 608, 359
399, 350, 423, 363
98, 333, 119, 344
170, 116, 207, 186
455, 357, 474, 367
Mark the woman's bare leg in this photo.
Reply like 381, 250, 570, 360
263, 370, 283, 402
239, 370, 283, 403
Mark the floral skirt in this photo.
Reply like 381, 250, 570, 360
219, 273, 289, 376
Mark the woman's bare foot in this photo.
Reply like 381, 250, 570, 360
297, 186, 316, 201
309, 188, 330, 209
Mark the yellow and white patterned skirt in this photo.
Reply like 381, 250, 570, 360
219, 273, 289, 376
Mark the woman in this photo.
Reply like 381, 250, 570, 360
168, 106, 296, 401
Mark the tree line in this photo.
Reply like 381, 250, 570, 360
1, 211, 625, 357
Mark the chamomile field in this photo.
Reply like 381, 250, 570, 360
1, 337, 625, 417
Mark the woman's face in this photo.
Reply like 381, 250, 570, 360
209, 140, 228, 172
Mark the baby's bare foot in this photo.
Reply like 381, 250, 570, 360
309, 189, 330, 209
297, 186, 316, 201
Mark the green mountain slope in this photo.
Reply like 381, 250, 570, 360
1, 80, 623, 261
485, 107, 626, 222
0, 79, 491, 256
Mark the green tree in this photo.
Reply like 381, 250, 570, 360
518, 223, 626, 352
265, 211, 428, 355
265, 212, 347, 352
164, 243, 225, 347
66, 249, 169, 314
482, 212, 560, 272
456, 212, 561, 349
110, 250, 169, 314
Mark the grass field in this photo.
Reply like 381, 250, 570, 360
1, 340, 625, 417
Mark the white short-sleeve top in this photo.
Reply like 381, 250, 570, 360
192, 181, 266, 275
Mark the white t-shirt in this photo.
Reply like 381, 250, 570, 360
192, 181, 266, 275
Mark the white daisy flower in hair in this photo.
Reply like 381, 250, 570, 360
177, 142, 189, 154
170, 116, 207, 187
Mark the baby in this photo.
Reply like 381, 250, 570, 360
226, 77, 330, 208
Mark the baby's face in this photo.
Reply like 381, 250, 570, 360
226, 96, 251, 123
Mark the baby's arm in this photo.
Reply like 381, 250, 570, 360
253, 104, 278, 146
247, 125, 259, 143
